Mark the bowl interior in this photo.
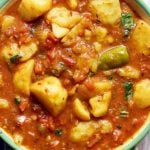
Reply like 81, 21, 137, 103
0, 0, 150, 150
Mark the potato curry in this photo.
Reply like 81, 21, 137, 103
0, 0, 150, 149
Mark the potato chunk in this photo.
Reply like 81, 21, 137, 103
13, 133, 23, 145
61, 17, 88, 46
3, 42, 38, 64
70, 121, 97, 142
46, 6, 81, 28
18, 0, 52, 21
131, 20, 150, 55
13, 59, 34, 96
3, 43, 19, 64
133, 79, 150, 108
19, 42, 38, 62
73, 98, 90, 121
92, 26, 108, 42
99, 120, 113, 134
117, 66, 141, 79
89, 92, 111, 117
52, 23, 69, 38
94, 80, 112, 93
67, 0, 78, 10
1, 15, 15, 33
0, 98, 9, 109
30, 77, 68, 116
88, 0, 121, 25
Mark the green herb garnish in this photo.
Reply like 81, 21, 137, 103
10, 54, 22, 64
54, 129, 63, 137
124, 81, 133, 101
121, 13, 134, 36
15, 96, 21, 105
120, 110, 129, 118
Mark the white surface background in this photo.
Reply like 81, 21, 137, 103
136, 133, 150, 150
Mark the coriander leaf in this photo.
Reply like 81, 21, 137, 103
15, 96, 21, 105
124, 81, 133, 101
54, 129, 63, 137
121, 13, 134, 36
120, 110, 129, 118
10, 54, 22, 64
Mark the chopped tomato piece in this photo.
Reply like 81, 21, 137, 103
48, 116, 55, 131
39, 115, 55, 131
87, 134, 101, 148
19, 99, 29, 112
47, 48, 57, 62
61, 55, 76, 66
34, 59, 44, 75
48, 32, 59, 43
84, 78, 95, 90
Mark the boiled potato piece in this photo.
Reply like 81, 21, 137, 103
133, 79, 150, 108
84, 29, 92, 41
94, 80, 112, 93
93, 42, 102, 52
62, 17, 88, 46
73, 98, 90, 121
1, 15, 15, 33
99, 120, 113, 134
3, 42, 38, 63
2, 43, 19, 64
19, 42, 38, 61
46, 6, 81, 28
0, 98, 9, 109
88, 0, 121, 25
67, 0, 78, 9
90, 58, 99, 73
18, 0, 52, 21
30, 77, 68, 116
34, 26, 49, 43
98, 45, 129, 70
13, 133, 23, 145
89, 92, 111, 117
131, 20, 150, 55
13, 59, 35, 96
52, 23, 69, 38
117, 66, 141, 79
70, 121, 97, 142
92, 26, 108, 42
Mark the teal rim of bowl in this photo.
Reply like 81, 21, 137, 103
122, 122, 150, 150
0, 0, 150, 150
0, 0, 9, 9
136, 0, 150, 16
0, 129, 21, 150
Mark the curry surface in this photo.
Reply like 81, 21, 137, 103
0, 0, 149, 150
